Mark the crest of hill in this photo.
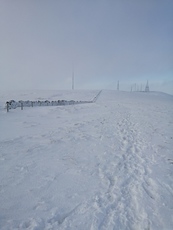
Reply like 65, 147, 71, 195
0, 90, 172, 111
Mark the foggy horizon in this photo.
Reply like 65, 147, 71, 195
0, 0, 173, 94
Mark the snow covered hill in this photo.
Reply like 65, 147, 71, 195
0, 90, 173, 230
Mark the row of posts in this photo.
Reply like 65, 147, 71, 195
6, 101, 63, 112
6, 100, 92, 112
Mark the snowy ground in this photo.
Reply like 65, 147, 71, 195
0, 90, 173, 230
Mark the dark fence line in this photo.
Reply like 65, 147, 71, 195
6, 99, 93, 112
92, 90, 102, 103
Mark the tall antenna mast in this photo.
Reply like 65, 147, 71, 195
72, 67, 74, 90
117, 80, 119, 91
145, 80, 149, 92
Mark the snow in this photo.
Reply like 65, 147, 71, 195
0, 90, 173, 230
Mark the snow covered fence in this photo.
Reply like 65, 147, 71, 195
92, 90, 102, 103
6, 99, 93, 112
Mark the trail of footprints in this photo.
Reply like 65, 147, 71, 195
91, 112, 158, 229
17, 112, 160, 229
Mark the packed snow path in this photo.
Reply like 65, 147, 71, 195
0, 90, 173, 229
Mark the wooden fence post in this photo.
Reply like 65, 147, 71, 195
6, 102, 9, 112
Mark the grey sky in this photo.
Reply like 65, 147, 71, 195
0, 0, 173, 94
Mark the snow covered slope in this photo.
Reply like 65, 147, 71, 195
0, 90, 173, 230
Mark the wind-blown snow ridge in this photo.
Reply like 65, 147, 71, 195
0, 90, 173, 230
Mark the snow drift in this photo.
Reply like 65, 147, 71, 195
0, 90, 173, 230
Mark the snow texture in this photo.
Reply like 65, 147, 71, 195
0, 90, 173, 230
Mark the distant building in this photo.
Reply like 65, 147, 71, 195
145, 81, 149, 92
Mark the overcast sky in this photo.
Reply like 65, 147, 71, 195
0, 0, 173, 94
